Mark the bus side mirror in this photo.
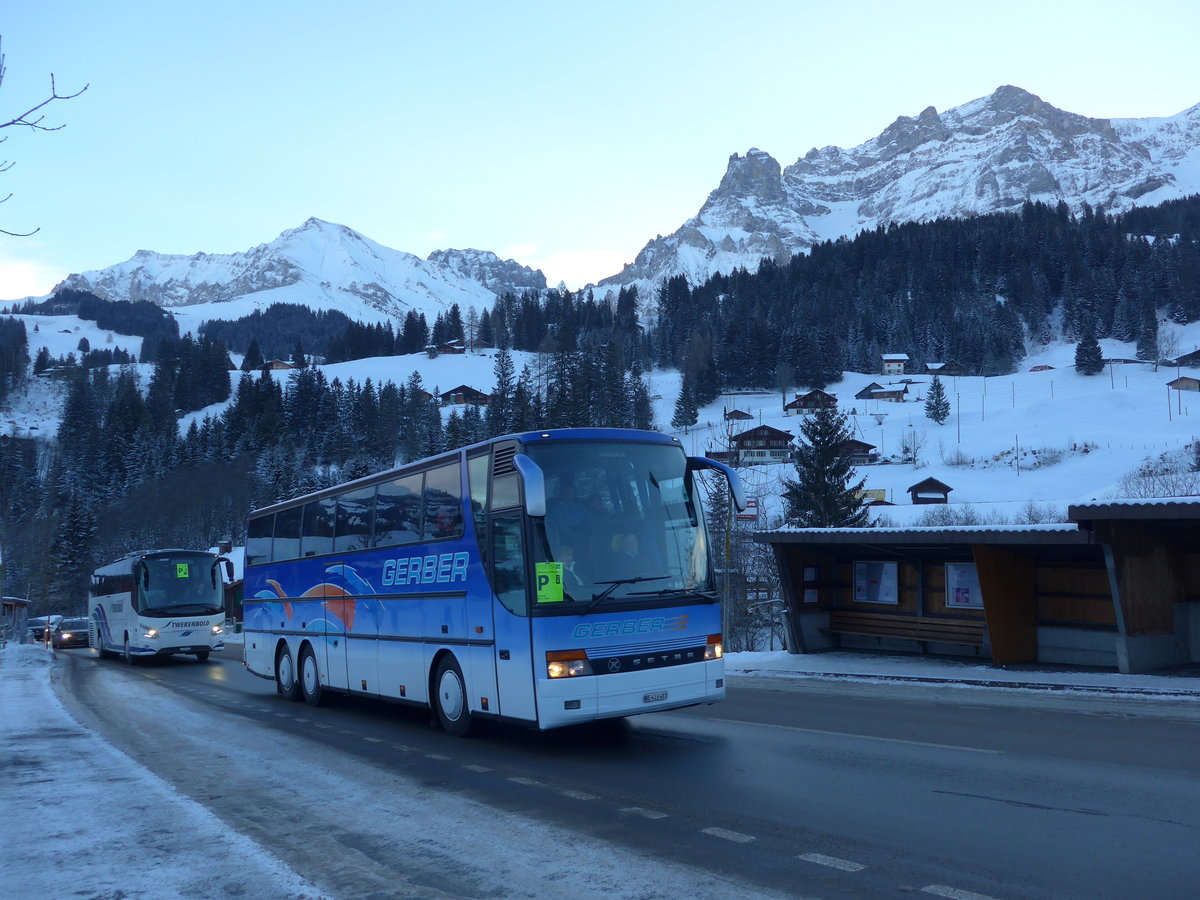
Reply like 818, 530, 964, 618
215, 557, 234, 584
687, 456, 748, 512
513, 454, 546, 518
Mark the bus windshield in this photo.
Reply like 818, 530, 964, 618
137, 555, 225, 616
527, 440, 713, 611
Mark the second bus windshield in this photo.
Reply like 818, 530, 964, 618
138, 555, 224, 615
526, 441, 712, 607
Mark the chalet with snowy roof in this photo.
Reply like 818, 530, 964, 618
723, 408, 754, 421
839, 439, 878, 466
1169, 348, 1200, 367
440, 385, 491, 406
868, 385, 909, 403
1029, 365, 1055, 373
1168, 376, 1200, 393
925, 360, 965, 377
881, 353, 909, 376
907, 477, 952, 504
729, 424, 794, 465
262, 359, 297, 372
854, 382, 885, 400
755, 498, 1200, 674
783, 389, 837, 415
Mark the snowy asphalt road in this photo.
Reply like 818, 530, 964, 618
17, 646, 1200, 899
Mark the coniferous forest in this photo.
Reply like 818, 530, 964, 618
2, 195, 1200, 612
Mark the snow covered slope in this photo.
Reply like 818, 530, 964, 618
56, 218, 546, 326
599, 86, 1200, 294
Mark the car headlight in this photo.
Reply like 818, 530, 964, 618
211, 624, 224, 636
546, 650, 593, 678
61, 633, 74, 641
143, 628, 159, 639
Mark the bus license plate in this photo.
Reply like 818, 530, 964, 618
643, 691, 668, 702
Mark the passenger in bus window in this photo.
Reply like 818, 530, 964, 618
558, 544, 585, 590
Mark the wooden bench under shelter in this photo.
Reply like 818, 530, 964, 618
822, 610, 984, 647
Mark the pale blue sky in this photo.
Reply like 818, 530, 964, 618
2, 0, 1199, 298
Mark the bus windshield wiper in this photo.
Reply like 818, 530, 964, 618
583, 575, 670, 613
625, 587, 716, 601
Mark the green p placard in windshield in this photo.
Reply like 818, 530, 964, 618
536, 562, 564, 603
176, 563, 190, 579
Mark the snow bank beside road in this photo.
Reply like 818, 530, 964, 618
0, 644, 330, 900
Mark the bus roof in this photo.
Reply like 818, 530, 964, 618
246, 427, 685, 519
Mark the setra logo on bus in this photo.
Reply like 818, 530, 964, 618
572, 615, 688, 640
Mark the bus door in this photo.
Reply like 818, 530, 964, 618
489, 513, 537, 721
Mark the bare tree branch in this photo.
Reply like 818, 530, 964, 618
0, 34, 88, 236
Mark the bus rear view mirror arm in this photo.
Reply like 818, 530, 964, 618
514, 453, 547, 518
687, 457, 748, 512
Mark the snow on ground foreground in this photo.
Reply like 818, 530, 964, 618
0, 644, 329, 900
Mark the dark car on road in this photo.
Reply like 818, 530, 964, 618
26, 615, 63, 643
51, 618, 91, 649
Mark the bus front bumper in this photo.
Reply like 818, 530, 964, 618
536, 660, 724, 730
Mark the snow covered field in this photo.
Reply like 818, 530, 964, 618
3, 309, 1199, 522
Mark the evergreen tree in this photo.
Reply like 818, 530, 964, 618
671, 375, 699, 432
241, 337, 264, 371
487, 347, 515, 437
782, 405, 870, 528
1074, 333, 1104, 375
924, 374, 951, 425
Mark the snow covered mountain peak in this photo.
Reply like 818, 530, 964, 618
56, 220, 539, 326
599, 86, 1200, 294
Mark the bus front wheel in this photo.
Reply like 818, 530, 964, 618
195, 650, 210, 663
433, 655, 473, 737
299, 645, 324, 707
276, 645, 301, 701
123, 638, 138, 666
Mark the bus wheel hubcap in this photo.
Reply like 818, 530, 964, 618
440, 671, 464, 721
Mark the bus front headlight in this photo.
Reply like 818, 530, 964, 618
546, 650, 593, 678
211, 624, 224, 636
704, 634, 723, 660
143, 628, 159, 640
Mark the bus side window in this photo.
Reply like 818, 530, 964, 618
273, 507, 302, 562
490, 515, 527, 616
467, 453, 490, 561
423, 462, 463, 541
301, 498, 335, 558
334, 486, 375, 553
374, 473, 423, 548
246, 514, 274, 567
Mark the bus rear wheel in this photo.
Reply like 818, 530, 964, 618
276, 645, 301, 701
299, 645, 324, 707
433, 655, 473, 737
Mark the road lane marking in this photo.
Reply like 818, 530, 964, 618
922, 886, 1002, 900
620, 807, 668, 819
560, 789, 598, 801
508, 776, 542, 786
425, 753, 451, 761
463, 764, 492, 773
798, 853, 866, 872
362, 736, 382, 743
702, 827, 755, 843
706, 717, 1001, 754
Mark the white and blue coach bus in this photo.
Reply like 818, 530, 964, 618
91, 549, 233, 663
242, 428, 746, 735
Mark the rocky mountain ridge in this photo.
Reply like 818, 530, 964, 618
598, 86, 1200, 293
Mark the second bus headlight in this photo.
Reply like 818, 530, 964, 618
211, 624, 224, 636
143, 628, 159, 639
546, 650, 593, 678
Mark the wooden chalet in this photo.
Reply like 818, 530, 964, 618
1029, 365, 1055, 373
723, 408, 755, 421
1168, 376, 1200, 393
440, 385, 492, 406
869, 385, 909, 403
907, 477, 952, 504
839, 439, 878, 465
881, 353, 909, 376
784, 389, 837, 415
926, 360, 965, 377
854, 382, 885, 400
262, 359, 297, 372
729, 424, 794, 465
